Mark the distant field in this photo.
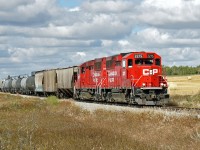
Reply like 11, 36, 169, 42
0, 94, 199, 150
168, 75, 200, 95
167, 75, 200, 108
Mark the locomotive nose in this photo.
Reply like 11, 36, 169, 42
140, 66, 160, 88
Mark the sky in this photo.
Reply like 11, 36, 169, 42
0, 0, 200, 77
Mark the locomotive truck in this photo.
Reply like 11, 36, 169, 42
0, 51, 169, 106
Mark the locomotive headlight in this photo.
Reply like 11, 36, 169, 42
142, 83, 146, 87
160, 83, 164, 87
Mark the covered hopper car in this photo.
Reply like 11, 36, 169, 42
34, 67, 77, 97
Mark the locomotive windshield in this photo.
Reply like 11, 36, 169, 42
135, 59, 153, 65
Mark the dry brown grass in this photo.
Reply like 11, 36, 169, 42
0, 93, 200, 150
169, 92, 200, 108
168, 75, 200, 95
167, 75, 200, 108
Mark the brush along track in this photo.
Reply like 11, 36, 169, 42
74, 98, 200, 114
1, 92, 200, 115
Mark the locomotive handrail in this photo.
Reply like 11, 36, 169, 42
98, 78, 104, 87
95, 77, 106, 95
96, 77, 106, 88
133, 75, 144, 87
158, 75, 168, 84
133, 75, 167, 88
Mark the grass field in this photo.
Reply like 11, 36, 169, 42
168, 75, 200, 95
0, 94, 200, 150
167, 75, 200, 108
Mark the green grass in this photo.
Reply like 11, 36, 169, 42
0, 93, 200, 150
46, 96, 59, 106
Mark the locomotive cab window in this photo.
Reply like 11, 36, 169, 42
144, 59, 153, 65
155, 59, 161, 66
128, 59, 133, 67
135, 59, 153, 65
81, 67, 85, 73
135, 59, 143, 65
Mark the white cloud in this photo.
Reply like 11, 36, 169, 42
102, 40, 114, 47
0, 0, 34, 10
137, 28, 170, 42
0, 0, 199, 76
138, 0, 200, 27
76, 52, 86, 57
7, 47, 58, 63
69, 7, 80, 12
118, 40, 130, 47
82, 0, 134, 13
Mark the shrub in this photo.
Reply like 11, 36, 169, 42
46, 96, 59, 106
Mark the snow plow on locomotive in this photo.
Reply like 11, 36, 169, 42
74, 52, 169, 106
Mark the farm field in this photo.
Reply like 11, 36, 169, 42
167, 75, 200, 108
168, 75, 200, 95
0, 93, 200, 150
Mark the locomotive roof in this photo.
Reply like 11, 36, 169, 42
122, 51, 160, 58
79, 51, 160, 66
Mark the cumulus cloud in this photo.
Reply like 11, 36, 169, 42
0, 0, 199, 77
138, 0, 200, 28
82, 0, 134, 13
0, 0, 61, 25
69, 7, 80, 12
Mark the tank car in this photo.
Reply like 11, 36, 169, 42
26, 74, 35, 95
16, 76, 22, 93
3, 76, 13, 92
0, 79, 4, 92
74, 52, 169, 106
20, 76, 28, 94
11, 77, 18, 93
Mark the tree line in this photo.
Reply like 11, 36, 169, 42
163, 65, 200, 76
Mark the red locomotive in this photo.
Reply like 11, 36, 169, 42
74, 51, 169, 105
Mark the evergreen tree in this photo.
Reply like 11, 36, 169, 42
162, 65, 199, 76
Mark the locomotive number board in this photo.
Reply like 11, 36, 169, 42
147, 54, 154, 58
134, 54, 143, 58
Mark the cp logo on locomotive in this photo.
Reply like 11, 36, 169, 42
143, 69, 158, 76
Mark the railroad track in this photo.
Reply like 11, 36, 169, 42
1, 92, 200, 114
75, 98, 200, 114
156, 106, 200, 113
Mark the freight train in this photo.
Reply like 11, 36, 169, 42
0, 51, 169, 106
